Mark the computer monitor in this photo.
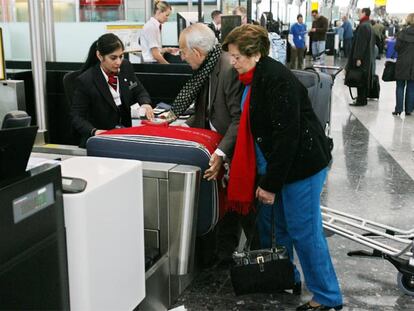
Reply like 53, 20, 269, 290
0, 126, 38, 181
220, 15, 242, 43
2, 111, 31, 129
177, 12, 200, 41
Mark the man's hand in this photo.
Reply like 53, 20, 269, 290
141, 104, 154, 120
95, 129, 107, 135
256, 186, 275, 205
356, 59, 362, 67
203, 153, 223, 181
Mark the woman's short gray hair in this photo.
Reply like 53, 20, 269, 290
182, 23, 216, 54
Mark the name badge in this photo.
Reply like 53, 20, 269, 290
128, 81, 138, 90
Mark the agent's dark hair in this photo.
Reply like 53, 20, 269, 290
154, 0, 171, 15
81, 33, 124, 72
223, 24, 269, 57
362, 8, 371, 17
211, 10, 222, 19
311, 10, 318, 15
297, 14, 303, 20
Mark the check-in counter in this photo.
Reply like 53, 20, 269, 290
29, 150, 201, 311
140, 161, 200, 311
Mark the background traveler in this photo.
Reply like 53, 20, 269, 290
208, 10, 222, 41
289, 14, 307, 69
347, 8, 376, 106
310, 10, 329, 64
341, 15, 353, 58
393, 13, 414, 116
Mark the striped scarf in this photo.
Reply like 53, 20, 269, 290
171, 44, 222, 116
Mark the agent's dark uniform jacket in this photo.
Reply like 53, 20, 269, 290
250, 56, 332, 193
71, 59, 151, 147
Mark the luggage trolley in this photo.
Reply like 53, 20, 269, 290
321, 206, 414, 296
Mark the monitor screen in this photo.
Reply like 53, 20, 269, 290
177, 12, 199, 40
0, 126, 38, 182
220, 15, 241, 43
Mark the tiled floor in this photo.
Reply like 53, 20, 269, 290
173, 58, 414, 310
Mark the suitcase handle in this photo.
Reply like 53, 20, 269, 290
303, 67, 321, 83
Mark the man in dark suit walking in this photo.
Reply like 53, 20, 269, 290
347, 8, 376, 106
71, 33, 153, 147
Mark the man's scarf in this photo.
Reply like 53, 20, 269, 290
171, 44, 222, 116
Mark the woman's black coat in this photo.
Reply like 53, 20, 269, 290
250, 56, 332, 193
71, 59, 151, 147
395, 26, 414, 81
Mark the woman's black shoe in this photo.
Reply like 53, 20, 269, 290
392, 111, 401, 116
406, 112, 411, 116
296, 302, 343, 311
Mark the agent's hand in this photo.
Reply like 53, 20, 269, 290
356, 59, 362, 67
203, 153, 223, 181
256, 186, 275, 205
141, 104, 154, 120
167, 47, 179, 55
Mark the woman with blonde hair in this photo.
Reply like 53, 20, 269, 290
392, 13, 414, 116
223, 24, 342, 311
140, 0, 178, 63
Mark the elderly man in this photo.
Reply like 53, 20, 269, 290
170, 23, 242, 180
168, 23, 251, 264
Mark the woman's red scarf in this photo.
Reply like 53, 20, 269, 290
227, 66, 257, 215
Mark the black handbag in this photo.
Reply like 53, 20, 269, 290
382, 55, 396, 82
230, 203, 295, 295
344, 67, 364, 87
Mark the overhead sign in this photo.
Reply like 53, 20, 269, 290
106, 25, 143, 52
375, 0, 387, 6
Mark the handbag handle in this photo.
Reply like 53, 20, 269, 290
243, 199, 277, 252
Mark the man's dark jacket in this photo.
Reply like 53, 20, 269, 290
346, 19, 376, 87
311, 15, 329, 41
250, 56, 332, 193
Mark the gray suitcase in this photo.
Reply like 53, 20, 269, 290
291, 68, 333, 135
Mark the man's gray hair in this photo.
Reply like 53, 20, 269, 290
182, 23, 216, 54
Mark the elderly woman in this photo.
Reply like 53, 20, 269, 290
223, 24, 342, 311
392, 13, 414, 116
